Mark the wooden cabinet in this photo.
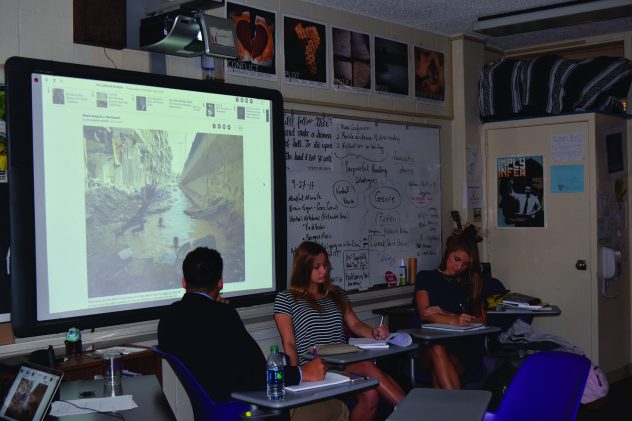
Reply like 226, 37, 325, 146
482, 113, 630, 375
58, 346, 163, 384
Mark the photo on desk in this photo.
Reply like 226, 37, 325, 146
496, 155, 545, 228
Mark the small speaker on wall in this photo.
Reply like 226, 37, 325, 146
73, 0, 126, 50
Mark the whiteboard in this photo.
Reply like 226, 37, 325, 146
284, 112, 442, 290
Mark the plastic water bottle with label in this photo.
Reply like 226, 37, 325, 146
266, 345, 285, 400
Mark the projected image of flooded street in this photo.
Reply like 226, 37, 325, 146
83, 126, 245, 298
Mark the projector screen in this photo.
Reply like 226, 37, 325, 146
5, 57, 286, 337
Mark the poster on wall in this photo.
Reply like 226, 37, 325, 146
497, 155, 545, 228
374, 37, 408, 97
283, 16, 327, 87
225, 3, 277, 80
414, 46, 445, 102
331, 27, 371, 93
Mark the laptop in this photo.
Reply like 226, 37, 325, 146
0, 362, 63, 421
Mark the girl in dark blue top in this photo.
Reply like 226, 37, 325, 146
414, 234, 486, 389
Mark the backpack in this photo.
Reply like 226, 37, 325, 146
581, 364, 609, 405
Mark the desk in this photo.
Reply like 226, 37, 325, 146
488, 305, 561, 316
399, 326, 501, 344
231, 376, 378, 409
302, 344, 418, 383
51, 375, 175, 420
386, 388, 491, 421
57, 346, 162, 384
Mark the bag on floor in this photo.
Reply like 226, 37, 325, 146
483, 360, 519, 411
581, 364, 609, 404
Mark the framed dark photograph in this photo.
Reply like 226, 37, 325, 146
374, 37, 408, 96
283, 16, 327, 86
332, 27, 371, 92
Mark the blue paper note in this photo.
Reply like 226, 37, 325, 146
550, 165, 584, 193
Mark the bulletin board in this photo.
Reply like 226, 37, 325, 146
284, 112, 442, 290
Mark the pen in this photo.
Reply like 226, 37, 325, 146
349, 372, 370, 381
379, 316, 384, 327
312, 345, 318, 359
459, 303, 465, 314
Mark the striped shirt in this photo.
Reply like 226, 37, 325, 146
274, 289, 349, 364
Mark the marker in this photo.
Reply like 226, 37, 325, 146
312, 345, 318, 359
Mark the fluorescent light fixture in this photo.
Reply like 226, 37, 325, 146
473, 0, 632, 37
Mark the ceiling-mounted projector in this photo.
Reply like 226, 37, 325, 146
139, 0, 238, 59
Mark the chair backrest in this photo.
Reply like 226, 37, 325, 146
152, 345, 249, 421
486, 351, 591, 421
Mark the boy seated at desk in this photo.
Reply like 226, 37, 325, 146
158, 247, 348, 421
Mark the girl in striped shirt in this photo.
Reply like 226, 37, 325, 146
274, 241, 405, 421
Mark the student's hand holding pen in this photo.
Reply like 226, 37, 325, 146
371, 316, 389, 339
456, 312, 472, 326
301, 358, 327, 381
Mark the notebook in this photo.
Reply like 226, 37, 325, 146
285, 371, 350, 392
422, 323, 486, 332
0, 362, 64, 421
348, 332, 413, 349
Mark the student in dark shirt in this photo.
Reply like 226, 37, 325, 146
158, 247, 348, 421
414, 233, 487, 389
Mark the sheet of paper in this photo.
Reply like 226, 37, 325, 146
551, 132, 585, 162
285, 371, 350, 392
550, 165, 584, 193
49, 395, 137, 416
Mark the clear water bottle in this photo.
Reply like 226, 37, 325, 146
266, 345, 285, 400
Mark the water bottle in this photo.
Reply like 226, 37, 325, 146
398, 259, 407, 286
266, 345, 285, 400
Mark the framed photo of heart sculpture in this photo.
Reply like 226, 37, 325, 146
226, 2, 277, 80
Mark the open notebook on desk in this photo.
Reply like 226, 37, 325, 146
348, 332, 413, 349
285, 372, 350, 392
422, 323, 486, 332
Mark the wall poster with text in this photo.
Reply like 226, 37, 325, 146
497, 155, 545, 228
414, 46, 445, 102
331, 27, 371, 93
283, 16, 327, 87
374, 37, 408, 97
226, 3, 277, 80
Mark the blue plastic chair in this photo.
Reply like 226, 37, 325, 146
152, 345, 249, 421
484, 351, 591, 421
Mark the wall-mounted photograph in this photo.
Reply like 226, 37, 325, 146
284, 16, 327, 87
414, 46, 445, 102
374, 37, 408, 97
497, 155, 545, 228
226, 3, 276, 80
332, 27, 371, 93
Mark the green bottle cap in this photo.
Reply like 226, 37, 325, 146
270, 345, 279, 352
66, 327, 81, 342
